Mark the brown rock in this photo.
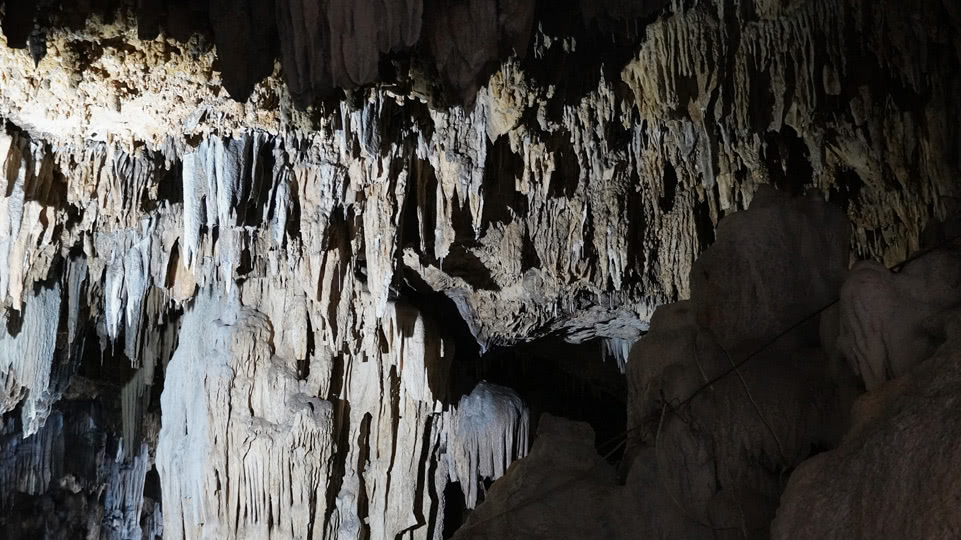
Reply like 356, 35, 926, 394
772, 315, 961, 540
838, 250, 961, 390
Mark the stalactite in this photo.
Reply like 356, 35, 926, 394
448, 382, 530, 509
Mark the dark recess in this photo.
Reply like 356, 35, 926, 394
545, 132, 580, 199
442, 481, 468, 539
481, 135, 527, 226
398, 269, 627, 463
450, 338, 628, 456
524, 0, 667, 112
692, 194, 716, 248
829, 168, 865, 212
659, 161, 678, 212
765, 126, 813, 196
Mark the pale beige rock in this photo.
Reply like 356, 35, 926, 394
157, 291, 335, 540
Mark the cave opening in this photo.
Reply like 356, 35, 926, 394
436, 327, 631, 537
442, 481, 468, 539
449, 336, 629, 461
399, 268, 630, 463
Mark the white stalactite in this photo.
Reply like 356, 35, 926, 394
448, 382, 530, 509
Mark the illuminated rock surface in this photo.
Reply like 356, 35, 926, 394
0, 0, 958, 538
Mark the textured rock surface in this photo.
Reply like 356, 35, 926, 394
773, 312, 961, 540
0, 0, 958, 538
451, 415, 633, 540
838, 251, 961, 390
690, 187, 850, 353
156, 291, 335, 540
447, 382, 529, 509
459, 189, 961, 540
451, 414, 712, 540
624, 189, 857, 536
459, 190, 961, 540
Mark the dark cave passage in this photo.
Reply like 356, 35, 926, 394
442, 481, 468, 539
437, 332, 631, 537
403, 255, 629, 453
450, 337, 629, 461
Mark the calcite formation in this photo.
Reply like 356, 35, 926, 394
837, 250, 961, 390
448, 382, 529, 509
455, 177, 961, 540
0, 0, 958, 538
773, 314, 961, 540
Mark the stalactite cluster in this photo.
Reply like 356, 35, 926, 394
0, 0, 958, 538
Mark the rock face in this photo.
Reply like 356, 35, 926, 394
689, 187, 850, 353
156, 291, 336, 540
625, 188, 857, 536
451, 415, 632, 540
773, 315, 961, 540
837, 251, 961, 390
456, 185, 861, 540
451, 414, 713, 540
454, 181, 961, 540
0, 0, 958, 539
